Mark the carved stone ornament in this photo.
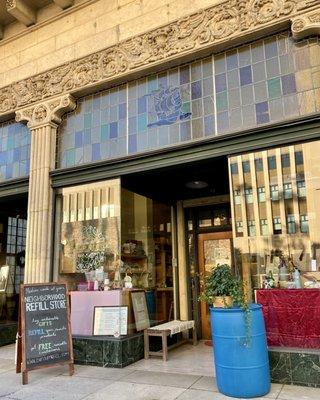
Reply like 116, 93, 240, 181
15, 94, 76, 129
0, 0, 319, 117
292, 9, 320, 39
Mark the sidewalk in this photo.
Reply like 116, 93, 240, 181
0, 343, 319, 400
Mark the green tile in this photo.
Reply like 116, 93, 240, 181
101, 124, 109, 142
138, 114, 147, 133
267, 78, 281, 99
216, 91, 228, 112
182, 102, 191, 114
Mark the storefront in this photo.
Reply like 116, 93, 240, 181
0, 0, 320, 387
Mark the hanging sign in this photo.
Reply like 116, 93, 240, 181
16, 283, 74, 385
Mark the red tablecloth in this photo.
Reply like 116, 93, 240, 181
256, 289, 320, 348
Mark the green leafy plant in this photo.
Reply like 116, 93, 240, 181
199, 264, 252, 346
199, 264, 245, 306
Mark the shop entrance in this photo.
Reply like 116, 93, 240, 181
122, 156, 231, 338
198, 231, 233, 340
0, 193, 28, 327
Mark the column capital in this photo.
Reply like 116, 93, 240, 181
15, 94, 76, 129
291, 9, 320, 40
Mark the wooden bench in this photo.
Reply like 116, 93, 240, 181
144, 320, 197, 361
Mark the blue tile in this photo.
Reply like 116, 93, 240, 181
110, 122, 118, 138
180, 121, 191, 141
158, 73, 168, 88
217, 111, 229, 133
226, 51, 238, 70
281, 74, 297, 95
215, 73, 227, 93
204, 115, 215, 136
93, 96, 101, 110
119, 103, 127, 119
13, 148, 21, 162
264, 39, 278, 59
75, 131, 83, 148
84, 129, 91, 144
92, 143, 101, 161
84, 113, 92, 129
240, 66, 252, 86
191, 81, 202, 99
138, 96, 147, 114
5, 164, 13, 179
128, 135, 137, 153
255, 101, 268, 113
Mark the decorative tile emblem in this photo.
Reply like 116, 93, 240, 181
147, 86, 191, 127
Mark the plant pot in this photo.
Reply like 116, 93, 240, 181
213, 296, 233, 308
210, 304, 270, 398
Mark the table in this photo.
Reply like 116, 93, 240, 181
256, 289, 320, 348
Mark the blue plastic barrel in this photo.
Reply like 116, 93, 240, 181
210, 304, 270, 398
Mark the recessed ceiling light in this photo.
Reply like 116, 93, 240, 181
185, 180, 208, 189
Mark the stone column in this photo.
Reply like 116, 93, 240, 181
15, 95, 76, 283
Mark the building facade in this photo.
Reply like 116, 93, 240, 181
0, 0, 320, 387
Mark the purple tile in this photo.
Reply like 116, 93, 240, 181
256, 113, 270, 124
91, 143, 101, 161
215, 73, 227, 93
129, 117, 136, 134
255, 101, 268, 113
138, 96, 147, 114
180, 66, 190, 85
75, 131, 83, 148
281, 74, 297, 95
240, 66, 252, 86
129, 135, 137, 153
119, 103, 126, 119
255, 102, 270, 124
191, 81, 202, 99
110, 122, 118, 138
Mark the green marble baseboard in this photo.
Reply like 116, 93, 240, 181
269, 347, 320, 388
73, 332, 144, 368
0, 322, 17, 347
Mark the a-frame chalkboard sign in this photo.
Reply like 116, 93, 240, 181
16, 283, 74, 384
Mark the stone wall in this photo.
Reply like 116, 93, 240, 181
0, 0, 221, 91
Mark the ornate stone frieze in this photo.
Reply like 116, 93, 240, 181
15, 94, 76, 129
1, 0, 319, 117
292, 9, 320, 39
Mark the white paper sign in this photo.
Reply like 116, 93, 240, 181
93, 306, 128, 336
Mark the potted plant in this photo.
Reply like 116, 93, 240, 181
199, 264, 243, 308
199, 264, 271, 399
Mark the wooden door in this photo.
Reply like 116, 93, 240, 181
198, 231, 233, 340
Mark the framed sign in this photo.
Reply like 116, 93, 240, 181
0, 265, 9, 292
16, 283, 74, 385
93, 306, 128, 336
131, 291, 150, 331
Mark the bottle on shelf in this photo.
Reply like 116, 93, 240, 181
293, 267, 302, 289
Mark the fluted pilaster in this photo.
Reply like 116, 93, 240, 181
15, 95, 76, 283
